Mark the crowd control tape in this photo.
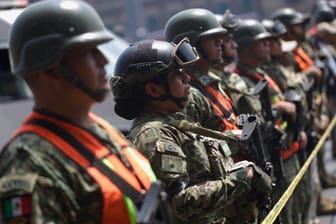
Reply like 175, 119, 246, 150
261, 114, 336, 224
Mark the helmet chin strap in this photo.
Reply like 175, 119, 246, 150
58, 64, 110, 102
148, 78, 188, 109
198, 45, 224, 65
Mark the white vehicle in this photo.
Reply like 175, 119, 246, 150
0, 4, 131, 146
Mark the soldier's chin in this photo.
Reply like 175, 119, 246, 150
95, 89, 111, 102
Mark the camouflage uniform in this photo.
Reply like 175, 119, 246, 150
184, 68, 238, 132
128, 112, 272, 224
261, 60, 313, 224
0, 122, 120, 224
231, 63, 304, 224
210, 67, 264, 121
183, 86, 241, 156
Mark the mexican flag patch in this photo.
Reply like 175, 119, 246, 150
3, 195, 31, 219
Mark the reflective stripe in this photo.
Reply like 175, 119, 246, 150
293, 47, 314, 72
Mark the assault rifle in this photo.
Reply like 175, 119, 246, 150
237, 114, 277, 223
137, 181, 174, 224
284, 88, 306, 166
253, 78, 285, 181
238, 114, 273, 176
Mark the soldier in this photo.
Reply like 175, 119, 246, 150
164, 8, 239, 133
0, 1, 159, 223
232, 18, 309, 224
110, 38, 272, 224
271, 7, 336, 214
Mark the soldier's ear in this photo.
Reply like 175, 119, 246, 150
144, 82, 164, 98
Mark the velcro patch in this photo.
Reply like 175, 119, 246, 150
0, 174, 38, 194
2, 194, 31, 221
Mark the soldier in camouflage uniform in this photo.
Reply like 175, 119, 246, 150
0, 1, 158, 224
231, 18, 310, 224
164, 8, 240, 134
260, 19, 319, 224
272, 7, 336, 217
110, 38, 273, 224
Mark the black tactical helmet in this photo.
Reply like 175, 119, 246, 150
9, 0, 113, 76
270, 8, 310, 27
313, 5, 335, 23
111, 38, 199, 100
111, 38, 199, 119
262, 19, 287, 37
216, 10, 240, 30
233, 19, 271, 52
164, 8, 227, 45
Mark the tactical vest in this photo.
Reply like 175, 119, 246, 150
11, 111, 155, 224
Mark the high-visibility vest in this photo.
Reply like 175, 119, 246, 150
293, 47, 314, 72
191, 80, 238, 131
234, 68, 300, 160
11, 111, 156, 224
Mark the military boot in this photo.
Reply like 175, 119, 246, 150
317, 194, 336, 215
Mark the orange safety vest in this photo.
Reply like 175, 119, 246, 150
191, 79, 238, 131
234, 68, 300, 160
293, 47, 314, 72
11, 111, 155, 224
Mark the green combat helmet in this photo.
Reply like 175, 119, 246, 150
9, 0, 113, 76
233, 19, 271, 52
313, 5, 335, 23
270, 8, 311, 28
110, 38, 199, 119
164, 8, 227, 46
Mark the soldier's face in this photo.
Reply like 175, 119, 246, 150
221, 33, 238, 61
63, 44, 110, 102
251, 38, 270, 61
268, 37, 282, 57
290, 23, 306, 41
200, 35, 223, 62
167, 69, 191, 108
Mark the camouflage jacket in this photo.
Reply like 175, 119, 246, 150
210, 67, 264, 120
0, 118, 130, 224
183, 68, 238, 132
128, 112, 255, 223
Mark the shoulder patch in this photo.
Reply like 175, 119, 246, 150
0, 174, 38, 194
2, 195, 32, 221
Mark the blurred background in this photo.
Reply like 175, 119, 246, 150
25, 0, 320, 41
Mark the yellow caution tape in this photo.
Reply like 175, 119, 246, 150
261, 114, 336, 224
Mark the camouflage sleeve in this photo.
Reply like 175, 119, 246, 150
131, 124, 252, 221
0, 133, 101, 224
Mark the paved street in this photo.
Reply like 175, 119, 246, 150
318, 140, 336, 224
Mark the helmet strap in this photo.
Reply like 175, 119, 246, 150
148, 78, 188, 109
57, 64, 110, 101
198, 44, 223, 65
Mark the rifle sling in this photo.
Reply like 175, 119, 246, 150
166, 119, 237, 143
28, 118, 144, 204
